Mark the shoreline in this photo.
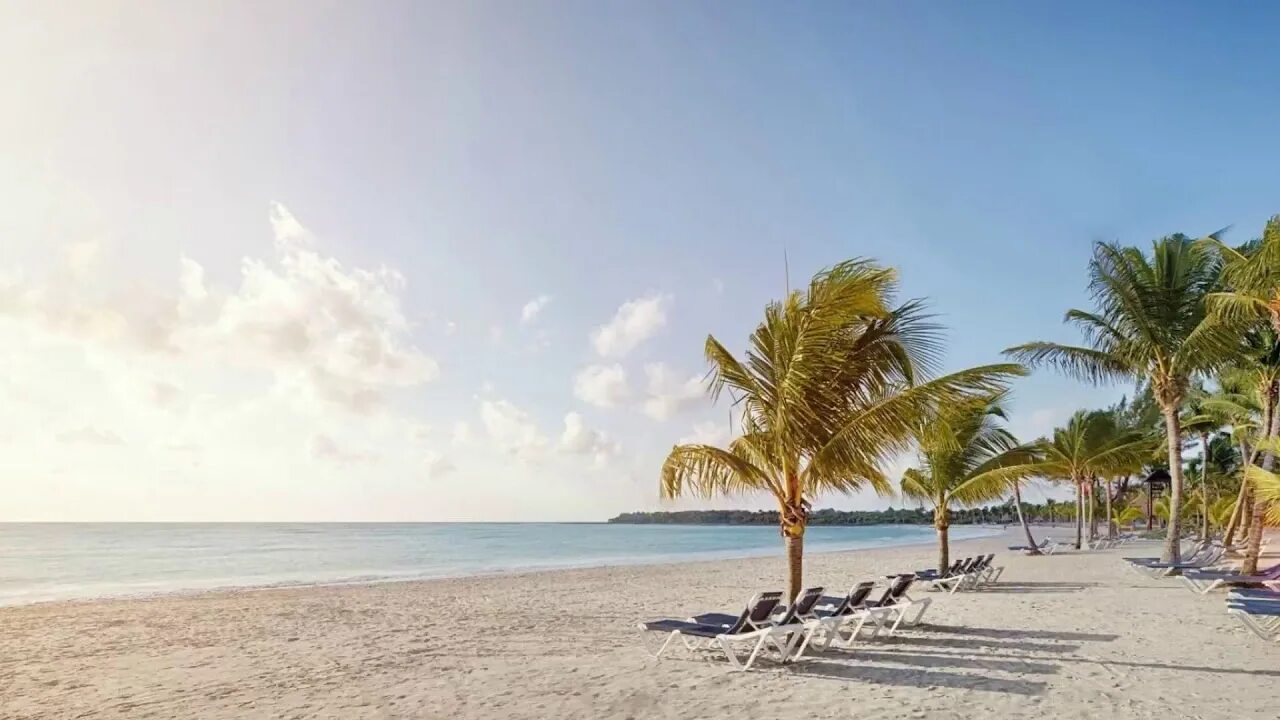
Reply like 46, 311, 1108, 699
0, 520, 1008, 604
6, 528, 1279, 719
0, 524, 1005, 609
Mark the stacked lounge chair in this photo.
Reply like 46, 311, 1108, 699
1226, 589, 1280, 641
1008, 538, 1059, 555
639, 590, 797, 671
1180, 561, 1280, 594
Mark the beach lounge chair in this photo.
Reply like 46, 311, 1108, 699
1124, 543, 1219, 575
1009, 539, 1056, 555
871, 574, 932, 630
1227, 588, 1280, 603
971, 553, 1004, 587
640, 591, 792, 670
1137, 546, 1227, 577
1180, 562, 1280, 594
922, 557, 980, 594
914, 558, 964, 581
1225, 600, 1280, 641
789, 581, 892, 657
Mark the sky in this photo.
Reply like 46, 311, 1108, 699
2, 2, 1280, 521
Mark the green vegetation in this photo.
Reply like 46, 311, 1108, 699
655, 216, 1280, 595
658, 259, 1022, 600
609, 505, 1017, 526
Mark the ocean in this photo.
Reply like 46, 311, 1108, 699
0, 522, 1000, 606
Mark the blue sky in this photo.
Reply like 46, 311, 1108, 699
2, 2, 1279, 520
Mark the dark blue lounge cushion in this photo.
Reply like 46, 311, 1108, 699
642, 619, 727, 637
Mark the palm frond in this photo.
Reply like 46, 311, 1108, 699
1004, 342, 1133, 385
660, 444, 776, 500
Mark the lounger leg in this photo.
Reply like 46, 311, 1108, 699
651, 630, 680, 659
908, 597, 932, 625
886, 607, 909, 635
718, 637, 744, 671
789, 625, 821, 661
841, 613, 872, 646
740, 634, 772, 671
1228, 610, 1279, 641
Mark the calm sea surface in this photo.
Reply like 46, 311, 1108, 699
0, 523, 999, 606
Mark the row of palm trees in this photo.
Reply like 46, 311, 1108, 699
661, 218, 1280, 601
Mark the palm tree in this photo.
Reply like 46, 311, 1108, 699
1204, 219, 1280, 572
1194, 375, 1259, 545
1183, 388, 1228, 541
1114, 505, 1145, 529
1009, 477, 1042, 553
1007, 235, 1239, 562
900, 392, 1040, 571
660, 259, 1024, 600
1020, 410, 1152, 549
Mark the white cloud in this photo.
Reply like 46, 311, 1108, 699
573, 364, 631, 408
149, 381, 182, 409
309, 433, 377, 465
520, 294, 551, 324
65, 239, 101, 280
559, 412, 621, 468
423, 450, 456, 479
711, 278, 725, 295
641, 362, 705, 420
480, 398, 547, 459
591, 293, 671, 357
0, 203, 440, 415
451, 421, 474, 446
678, 420, 732, 447
56, 426, 125, 446
407, 422, 433, 442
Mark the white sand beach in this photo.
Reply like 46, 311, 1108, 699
2, 529, 1276, 720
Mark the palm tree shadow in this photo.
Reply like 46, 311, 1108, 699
859, 634, 1079, 654
788, 660, 1047, 696
918, 624, 1118, 642
975, 586, 1085, 594
987, 581, 1101, 589
849, 649, 1059, 675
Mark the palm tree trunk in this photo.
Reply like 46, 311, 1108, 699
1243, 382, 1280, 574
1160, 403, 1186, 564
1105, 478, 1115, 539
1013, 482, 1040, 553
784, 531, 803, 601
1223, 441, 1250, 547
935, 506, 950, 573
1074, 480, 1084, 550
1198, 432, 1212, 540
1089, 479, 1100, 542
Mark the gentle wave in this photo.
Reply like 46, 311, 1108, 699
0, 522, 1001, 606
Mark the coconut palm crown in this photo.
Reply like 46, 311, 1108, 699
900, 391, 1040, 572
661, 258, 1024, 601
1006, 235, 1241, 561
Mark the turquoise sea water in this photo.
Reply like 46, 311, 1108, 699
0, 523, 999, 606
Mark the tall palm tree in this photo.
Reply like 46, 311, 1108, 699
1008, 477, 1042, 553
900, 392, 1040, 571
661, 259, 1024, 600
1007, 235, 1239, 561
1020, 410, 1153, 549
1199, 362, 1270, 546
1183, 387, 1227, 541
1205, 218, 1280, 573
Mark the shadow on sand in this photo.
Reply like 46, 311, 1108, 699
787, 660, 1048, 696
917, 624, 1117, 642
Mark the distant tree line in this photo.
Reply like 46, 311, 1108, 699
608, 505, 1022, 526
